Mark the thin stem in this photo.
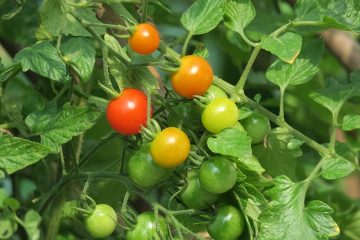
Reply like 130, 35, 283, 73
235, 43, 262, 91
182, 32, 193, 56
233, 192, 254, 240
292, 20, 323, 27
87, 22, 128, 31
279, 86, 286, 121
141, 0, 148, 22
239, 30, 258, 47
329, 107, 341, 154
60, 147, 66, 176
101, 46, 111, 87
50, 84, 70, 104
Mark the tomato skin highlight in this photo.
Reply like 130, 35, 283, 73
85, 204, 117, 238
128, 23, 160, 55
199, 157, 237, 194
150, 127, 190, 168
207, 205, 245, 240
171, 55, 213, 98
126, 212, 167, 240
180, 169, 219, 210
106, 88, 150, 135
128, 145, 173, 188
201, 97, 239, 133
241, 112, 271, 144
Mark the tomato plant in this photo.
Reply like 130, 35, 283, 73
171, 55, 213, 98
106, 88, 151, 135
128, 23, 160, 55
201, 97, 239, 133
150, 127, 190, 168
0, 0, 359, 239
199, 156, 237, 194
85, 204, 117, 238
207, 205, 245, 240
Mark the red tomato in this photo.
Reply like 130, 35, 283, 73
106, 88, 151, 135
171, 55, 213, 98
128, 23, 160, 55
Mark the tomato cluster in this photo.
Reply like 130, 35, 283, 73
85, 204, 117, 238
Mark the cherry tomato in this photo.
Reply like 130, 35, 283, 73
128, 23, 160, 55
199, 157, 237, 194
180, 169, 219, 210
106, 88, 151, 135
126, 212, 167, 240
241, 112, 271, 144
204, 85, 227, 102
207, 205, 245, 240
85, 204, 117, 238
201, 97, 239, 133
150, 127, 190, 168
128, 145, 173, 188
171, 55, 213, 98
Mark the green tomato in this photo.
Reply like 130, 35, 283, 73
128, 145, 173, 188
241, 112, 271, 144
180, 169, 219, 210
126, 212, 167, 240
208, 205, 245, 240
85, 204, 117, 238
199, 157, 237, 194
202, 97, 239, 133
204, 85, 228, 101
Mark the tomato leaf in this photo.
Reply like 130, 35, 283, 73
181, 0, 226, 35
253, 128, 302, 180
0, 63, 21, 83
14, 41, 68, 82
295, 0, 322, 22
0, 135, 52, 178
309, 71, 360, 115
23, 210, 41, 240
207, 128, 252, 159
322, 157, 355, 180
224, 0, 256, 34
40, 0, 106, 37
265, 38, 323, 89
61, 37, 96, 82
262, 32, 302, 64
25, 103, 101, 152
342, 114, 360, 131
258, 176, 340, 240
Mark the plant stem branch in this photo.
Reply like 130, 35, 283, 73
87, 22, 128, 31
279, 86, 286, 121
141, 0, 148, 22
182, 32, 193, 56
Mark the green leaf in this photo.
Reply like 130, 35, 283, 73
309, 71, 360, 114
237, 155, 265, 174
207, 128, 252, 159
0, 63, 21, 83
0, 218, 17, 239
180, 0, 226, 35
224, 0, 256, 33
106, 2, 138, 25
40, 0, 106, 37
258, 176, 340, 240
25, 103, 101, 152
14, 41, 68, 82
295, 0, 322, 21
253, 128, 302, 180
262, 32, 302, 64
322, 157, 355, 180
265, 39, 323, 88
61, 37, 96, 82
342, 114, 360, 131
23, 210, 41, 240
0, 135, 51, 178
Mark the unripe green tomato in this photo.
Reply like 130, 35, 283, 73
180, 169, 219, 210
202, 97, 239, 133
128, 145, 173, 188
126, 212, 167, 240
204, 85, 228, 101
241, 112, 271, 144
85, 204, 117, 238
199, 157, 237, 194
207, 205, 245, 240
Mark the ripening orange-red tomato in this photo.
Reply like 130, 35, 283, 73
128, 23, 160, 55
171, 55, 213, 98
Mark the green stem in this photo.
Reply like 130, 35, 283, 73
0, 122, 17, 129
329, 108, 341, 154
239, 30, 259, 47
182, 32, 193, 56
235, 43, 262, 91
279, 86, 286, 121
101, 46, 111, 87
87, 22, 128, 31
141, 0, 148, 22
291, 20, 324, 27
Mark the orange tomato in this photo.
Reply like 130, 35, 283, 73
129, 23, 160, 55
